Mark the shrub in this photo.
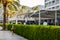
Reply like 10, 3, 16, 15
7, 24, 60, 40
0, 23, 3, 26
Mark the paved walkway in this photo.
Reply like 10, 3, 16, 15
0, 31, 27, 40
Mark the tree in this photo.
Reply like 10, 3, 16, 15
27, 9, 32, 13
32, 6, 39, 12
21, 6, 27, 13
0, 0, 20, 30
18, 6, 27, 14
6, 1, 20, 23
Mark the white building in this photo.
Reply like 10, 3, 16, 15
45, 0, 60, 25
45, 0, 60, 10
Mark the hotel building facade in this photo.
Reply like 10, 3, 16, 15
44, 0, 60, 25
45, 0, 60, 10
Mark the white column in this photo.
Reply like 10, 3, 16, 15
25, 17, 27, 23
55, 10, 57, 26
16, 20, 18, 24
16, 17, 18, 24
16, 12, 18, 24
39, 10, 41, 25
25, 14, 28, 25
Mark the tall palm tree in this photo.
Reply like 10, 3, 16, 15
6, 1, 20, 23
0, 0, 20, 30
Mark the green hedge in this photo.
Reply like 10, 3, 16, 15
7, 24, 60, 40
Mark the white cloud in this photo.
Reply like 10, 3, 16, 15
20, 0, 44, 7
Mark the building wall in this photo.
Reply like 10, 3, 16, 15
45, 0, 60, 10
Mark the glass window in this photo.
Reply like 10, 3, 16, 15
49, 2, 51, 6
45, 3, 48, 7
49, 8, 51, 9
56, 0, 59, 4
52, 7, 55, 9
52, 1, 55, 4
56, 6, 59, 9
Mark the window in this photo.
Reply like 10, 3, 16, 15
49, 8, 51, 9
56, 0, 59, 4
52, 1, 55, 4
56, 6, 59, 9
49, 2, 51, 6
45, 3, 48, 7
52, 7, 55, 9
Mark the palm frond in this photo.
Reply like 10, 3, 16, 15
12, 1, 20, 7
27, 10, 32, 13
11, 3, 18, 11
7, 3, 17, 11
32, 6, 39, 11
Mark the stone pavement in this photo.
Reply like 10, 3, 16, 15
0, 31, 27, 40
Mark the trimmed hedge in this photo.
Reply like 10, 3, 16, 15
7, 24, 60, 40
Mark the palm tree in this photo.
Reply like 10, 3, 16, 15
6, 1, 20, 23
21, 6, 27, 13
0, 0, 20, 30
32, 6, 39, 12
27, 9, 32, 13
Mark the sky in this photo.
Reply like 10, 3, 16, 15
20, 0, 44, 7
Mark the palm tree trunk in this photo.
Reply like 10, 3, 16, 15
2, 3, 7, 30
